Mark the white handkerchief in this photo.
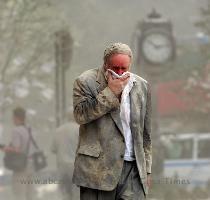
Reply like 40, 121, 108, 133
106, 69, 130, 79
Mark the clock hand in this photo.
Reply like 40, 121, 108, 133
147, 40, 166, 49
147, 40, 157, 47
154, 43, 170, 49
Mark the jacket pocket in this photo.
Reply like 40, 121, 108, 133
77, 143, 101, 158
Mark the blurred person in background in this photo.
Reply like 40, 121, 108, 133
51, 110, 79, 200
72, 43, 152, 200
2, 107, 37, 200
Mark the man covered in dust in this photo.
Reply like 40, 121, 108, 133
72, 43, 152, 200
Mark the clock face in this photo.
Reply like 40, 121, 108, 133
141, 32, 174, 64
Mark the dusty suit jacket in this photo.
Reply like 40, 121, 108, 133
72, 66, 152, 195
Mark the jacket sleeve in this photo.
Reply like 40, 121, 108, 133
73, 77, 120, 125
143, 83, 152, 174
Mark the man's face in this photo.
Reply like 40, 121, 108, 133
13, 116, 24, 125
106, 54, 131, 75
13, 116, 19, 125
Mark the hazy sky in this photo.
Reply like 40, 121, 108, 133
53, 0, 206, 69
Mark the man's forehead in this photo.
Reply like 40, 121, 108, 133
108, 54, 131, 66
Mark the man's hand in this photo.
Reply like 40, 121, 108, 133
107, 71, 130, 98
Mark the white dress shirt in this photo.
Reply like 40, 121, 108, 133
120, 73, 136, 161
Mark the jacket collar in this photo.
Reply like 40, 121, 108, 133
96, 66, 108, 93
96, 66, 106, 83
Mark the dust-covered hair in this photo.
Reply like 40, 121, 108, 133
103, 42, 133, 63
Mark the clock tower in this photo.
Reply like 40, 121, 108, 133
136, 9, 176, 77
134, 9, 177, 176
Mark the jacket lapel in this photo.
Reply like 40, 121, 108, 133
130, 82, 143, 139
110, 108, 124, 135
